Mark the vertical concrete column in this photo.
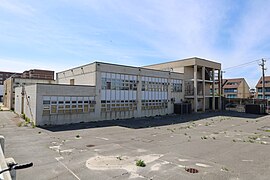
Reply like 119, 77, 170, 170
212, 68, 215, 110
168, 73, 173, 114
218, 70, 222, 110
202, 66, 206, 112
194, 65, 198, 112
95, 64, 101, 120
136, 73, 142, 117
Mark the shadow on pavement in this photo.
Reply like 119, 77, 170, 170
40, 111, 267, 132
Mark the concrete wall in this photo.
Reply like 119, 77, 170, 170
4, 78, 55, 110
57, 63, 96, 86
20, 62, 184, 125
20, 84, 97, 125
96, 63, 184, 119
3, 78, 13, 109
14, 87, 23, 115
239, 80, 250, 98
23, 85, 37, 124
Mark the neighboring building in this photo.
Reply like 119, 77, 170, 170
0, 69, 53, 102
211, 79, 226, 96
223, 78, 250, 99
256, 76, 270, 99
0, 71, 22, 85
0, 71, 22, 102
144, 57, 222, 112
250, 88, 256, 99
21, 69, 54, 80
3, 77, 55, 110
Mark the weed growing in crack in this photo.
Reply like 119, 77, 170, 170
136, 160, 146, 167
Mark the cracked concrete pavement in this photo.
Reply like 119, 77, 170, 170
0, 111, 270, 180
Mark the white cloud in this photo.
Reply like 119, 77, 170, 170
0, 0, 35, 15
1, 0, 270, 88
0, 57, 70, 73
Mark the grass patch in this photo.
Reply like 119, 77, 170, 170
264, 130, 270, 132
31, 122, 36, 128
136, 160, 146, 167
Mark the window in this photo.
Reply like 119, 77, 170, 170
106, 82, 111, 89
226, 82, 238, 85
224, 88, 237, 93
43, 100, 50, 105
172, 79, 182, 92
258, 88, 270, 92
42, 96, 95, 115
226, 94, 237, 98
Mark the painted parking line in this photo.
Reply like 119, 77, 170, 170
55, 157, 81, 180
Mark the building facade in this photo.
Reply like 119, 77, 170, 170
21, 69, 54, 80
0, 71, 22, 102
144, 57, 222, 112
256, 76, 270, 99
15, 62, 184, 125
3, 78, 55, 110
15, 84, 95, 125
223, 78, 250, 99
0, 71, 22, 85
14, 58, 222, 126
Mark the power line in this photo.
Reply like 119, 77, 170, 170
223, 59, 261, 70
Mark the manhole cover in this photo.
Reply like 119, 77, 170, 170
86, 145, 95, 148
185, 168, 199, 173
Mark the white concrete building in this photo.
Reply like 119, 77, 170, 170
144, 57, 222, 112
4, 77, 55, 110
15, 62, 184, 126
14, 57, 221, 126
15, 84, 95, 125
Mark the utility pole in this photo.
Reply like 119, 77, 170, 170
221, 71, 225, 96
259, 59, 266, 100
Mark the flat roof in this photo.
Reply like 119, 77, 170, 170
57, 61, 184, 75
143, 57, 221, 67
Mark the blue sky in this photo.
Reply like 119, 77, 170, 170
1, 0, 270, 88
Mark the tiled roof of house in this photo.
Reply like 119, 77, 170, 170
256, 76, 270, 88
223, 78, 244, 89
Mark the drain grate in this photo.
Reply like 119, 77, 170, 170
86, 145, 95, 148
185, 168, 199, 173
